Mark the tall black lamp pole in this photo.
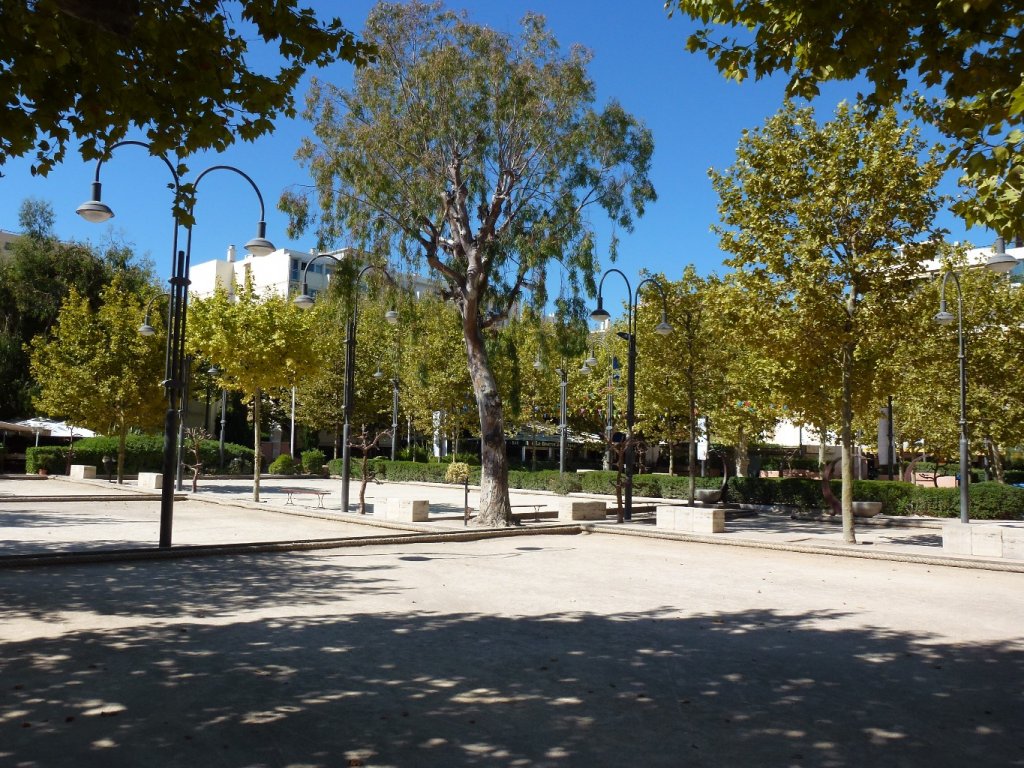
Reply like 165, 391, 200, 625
933, 270, 970, 524
590, 270, 673, 521
77, 141, 275, 548
295, 258, 397, 513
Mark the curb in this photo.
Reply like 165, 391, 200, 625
0, 525, 584, 569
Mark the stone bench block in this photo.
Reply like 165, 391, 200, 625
69, 464, 96, 480
1001, 528, 1024, 560
941, 523, 973, 555
656, 505, 725, 533
557, 499, 608, 521
138, 472, 162, 490
382, 498, 429, 522
971, 526, 1004, 558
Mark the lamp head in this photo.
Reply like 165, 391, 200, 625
138, 322, 156, 337
985, 236, 1017, 274
933, 300, 954, 325
373, 367, 384, 379
655, 314, 674, 335
533, 356, 543, 371
384, 308, 399, 325
293, 292, 315, 310
585, 349, 598, 368
76, 182, 114, 223
589, 295, 610, 322
244, 221, 275, 257
580, 362, 591, 374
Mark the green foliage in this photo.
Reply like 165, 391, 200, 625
546, 474, 582, 495
445, 462, 471, 484
268, 454, 296, 475
28, 275, 167, 481
26, 434, 253, 475
285, 1, 655, 526
1, 1, 374, 180
25, 447, 64, 474
904, 483, 1024, 521
301, 449, 326, 475
668, 0, 1024, 232
0, 202, 155, 419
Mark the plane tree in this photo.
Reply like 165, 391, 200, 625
667, 0, 1024, 234
712, 101, 945, 542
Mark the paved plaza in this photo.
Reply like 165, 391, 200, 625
1, 476, 1023, 766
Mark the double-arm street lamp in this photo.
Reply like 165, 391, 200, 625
294, 258, 398, 512
933, 238, 1020, 525
933, 270, 969, 523
373, 367, 401, 461
77, 140, 274, 548
590, 270, 673, 521
532, 357, 570, 473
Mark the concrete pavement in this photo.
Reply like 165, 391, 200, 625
2, 475, 1023, 766
2, 475, 1021, 572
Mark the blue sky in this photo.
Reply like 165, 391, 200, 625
0, 1, 987, 309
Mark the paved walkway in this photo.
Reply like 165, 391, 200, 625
2, 475, 1023, 766
1, 475, 1020, 571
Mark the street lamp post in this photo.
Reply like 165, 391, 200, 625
933, 270, 970, 524
534, 355, 573, 474
294, 258, 398, 513
373, 367, 402, 462
77, 140, 275, 548
208, 365, 228, 471
590, 270, 673, 521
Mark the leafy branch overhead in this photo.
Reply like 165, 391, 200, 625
0, 0, 375, 175
668, 0, 1024, 233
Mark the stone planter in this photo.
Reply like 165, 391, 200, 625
694, 488, 722, 504
851, 501, 883, 518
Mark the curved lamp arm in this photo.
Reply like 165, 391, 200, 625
138, 292, 171, 336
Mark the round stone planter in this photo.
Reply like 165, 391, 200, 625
694, 488, 723, 504
851, 500, 883, 518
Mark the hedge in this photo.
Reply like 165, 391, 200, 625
26, 434, 254, 475
903, 483, 1024, 520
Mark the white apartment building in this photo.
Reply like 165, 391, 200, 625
189, 244, 440, 301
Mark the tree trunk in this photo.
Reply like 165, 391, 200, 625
117, 421, 127, 484
840, 342, 856, 543
985, 436, 1005, 483
735, 426, 749, 477
817, 424, 829, 469
253, 390, 261, 502
463, 314, 511, 527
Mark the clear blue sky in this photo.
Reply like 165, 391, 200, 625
0, 1, 987, 308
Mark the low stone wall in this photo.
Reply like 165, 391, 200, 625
943, 523, 1024, 560
656, 506, 725, 534
382, 498, 429, 523
557, 500, 608, 521
138, 472, 162, 490
69, 465, 96, 480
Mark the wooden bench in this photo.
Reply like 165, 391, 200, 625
280, 487, 330, 509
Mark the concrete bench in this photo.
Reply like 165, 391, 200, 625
69, 464, 96, 480
943, 523, 1024, 560
138, 472, 162, 490
557, 499, 608, 521
656, 505, 725, 534
382, 498, 429, 522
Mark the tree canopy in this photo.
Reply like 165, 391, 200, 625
284, 1, 655, 525
667, 0, 1024, 233
1, 0, 374, 175
712, 101, 945, 540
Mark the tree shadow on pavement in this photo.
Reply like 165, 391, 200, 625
0, 553, 1021, 767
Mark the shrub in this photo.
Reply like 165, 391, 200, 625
301, 449, 326, 475
546, 473, 582, 494
904, 483, 1024, 520
26, 434, 254, 475
268, 454, 296, 475
578, 471, 619, 495
445, 462, 470, 484
26, 446, 65, 474
1002, 470, 1024, 485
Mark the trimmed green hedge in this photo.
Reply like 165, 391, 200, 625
26, 435, 254, 475
903, 483, 1024, 520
